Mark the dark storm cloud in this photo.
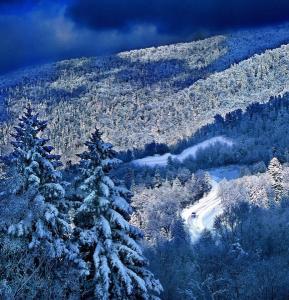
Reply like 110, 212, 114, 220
0, 2, 172, 74
1, 0, 289, 74
67, 0, 289, 34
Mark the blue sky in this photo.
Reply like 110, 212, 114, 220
1, 0, 289, 74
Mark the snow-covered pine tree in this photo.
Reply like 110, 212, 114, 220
152, 168, 162, 188
268, 157, 284, 202
203, 171, 212, 194
74, 129, 162, 299
7, 106, 87, 297
167, 156, 175, 170
124, 167, 135, 189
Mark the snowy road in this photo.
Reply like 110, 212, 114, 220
132, 136, 233, 167
181, 165, 240, 242
132, 136, 238, 242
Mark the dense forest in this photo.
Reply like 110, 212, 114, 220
1, 25, 289, 162
2, 24, 289, 299
2, 100, 289, 299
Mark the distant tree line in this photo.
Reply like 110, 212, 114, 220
119, 94, 289, 173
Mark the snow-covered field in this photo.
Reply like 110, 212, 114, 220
181, 165, 241, 242
132, 136, 233, 167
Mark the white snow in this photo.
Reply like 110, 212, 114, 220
132, 135, 238, 242
132, 136, 233, 167
181, 165, 241, 243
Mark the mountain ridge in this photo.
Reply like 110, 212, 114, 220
1, 24, 289, 161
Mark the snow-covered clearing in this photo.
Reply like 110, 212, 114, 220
181, 165, 241, 242
132, 136, 233, 167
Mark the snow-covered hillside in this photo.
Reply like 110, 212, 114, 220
133, 136, 233, 167
1, 24, 289, 161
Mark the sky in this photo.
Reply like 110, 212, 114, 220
1, 0, 289, 74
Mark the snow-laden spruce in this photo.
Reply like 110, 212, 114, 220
74, 129, 162, 299
268, 157, 284, 202
8, 106, 87, 272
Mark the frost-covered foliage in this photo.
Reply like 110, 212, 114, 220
2, 24, 289, 298
219, 174, 273, 209
118, 36, 226, 67
144, 220, 193, 300
187, 202, 289, 299
1, 107, 87, 298
73, 129, 162, 299
1, 25, 289, 161
219, 162, 289, 210
162, 95, 289, 174
268, 157, 284, 202
9, 107, 74, 258
131, 180, 183, 243
131, 173, 211, 243
185, 166, 289, 299
0, 35, 226, 161
142, 161, 289, 299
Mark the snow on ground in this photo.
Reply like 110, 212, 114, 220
181, 165, 241, 243
132, 136, 233, 167
132, 135, 238, 242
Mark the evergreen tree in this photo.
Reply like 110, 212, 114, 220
203, 171, 212, 194
124, 167, 135, 189
74, 129, 162, 299
177, 167, 191, 184
7, 106, 87, 298
152, 168, 162, 188
167, 156, 175, 170
171, 218, 189, 246
268, 157, 284, 202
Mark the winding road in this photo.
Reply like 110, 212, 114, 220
181, 165, 240, 242
132, 136, 240, 242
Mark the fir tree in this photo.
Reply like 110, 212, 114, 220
268, 157, 284, 202
74, 129, 162, 299
152, 168, 162, 188
203, 171, 212, 194
167, 156, 175, 170
124, 167, 135, 190
7, 106, 87, 297
171, 219, 188, 246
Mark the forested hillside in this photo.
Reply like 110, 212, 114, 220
1, 24, 289, 162
3, 24, 289, 298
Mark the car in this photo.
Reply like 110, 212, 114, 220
191, 212, 197, 218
